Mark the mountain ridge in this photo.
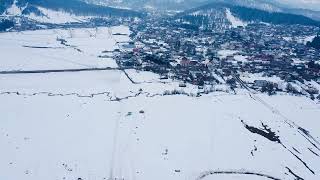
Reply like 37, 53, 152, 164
85, 0, 320, 21
174, 1, 320, 28
0, 0, 144, 17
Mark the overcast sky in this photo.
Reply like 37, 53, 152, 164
276, 0, 320, 11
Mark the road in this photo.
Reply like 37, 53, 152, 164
0, 67, 124, 74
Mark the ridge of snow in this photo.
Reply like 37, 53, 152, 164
5, 0, 22, 16
26, 7, 89, 24
225, 8, 247, 28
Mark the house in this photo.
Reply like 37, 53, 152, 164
180, 57, 191, 67
179, 83, 187, 87
254, 80, 269, 87
254, 80, 279, 90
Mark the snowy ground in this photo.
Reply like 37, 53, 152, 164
218, 49, 239, 59
225, 9, 247, 28
0, 25, 130, 71
1, 28, 320, 180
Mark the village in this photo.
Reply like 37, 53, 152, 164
112, 15, 320, 100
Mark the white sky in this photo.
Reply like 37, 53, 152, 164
276, 0, 320, 11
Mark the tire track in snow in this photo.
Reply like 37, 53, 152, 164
286, 167, 304, 180
109, 109, 122, 180
108, 27, 138, 179
196, 170, 281, 180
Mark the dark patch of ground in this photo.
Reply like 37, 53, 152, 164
241, 120, 281, 143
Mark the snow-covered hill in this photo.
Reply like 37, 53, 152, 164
63, 0, 320, 22
2, 1, 88, 24
225, 8, 247, 28
0, 0, 143, 26
85, 0, 320, 21
175, 2, 320, 30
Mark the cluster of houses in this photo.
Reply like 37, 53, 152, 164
114, 16, 320, 99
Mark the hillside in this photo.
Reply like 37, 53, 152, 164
174, 2, 320, 30
0, 0, 145, 31
84, 0, 320, 21
0, 0, 144, 24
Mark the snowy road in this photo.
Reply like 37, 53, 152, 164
0, 67, 120, 74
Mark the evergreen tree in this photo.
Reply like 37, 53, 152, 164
307, 34, 320, 50
0, 19, 14, 31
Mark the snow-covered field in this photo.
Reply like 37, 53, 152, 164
1, 28, 320, 180
0, 25, 130, 71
